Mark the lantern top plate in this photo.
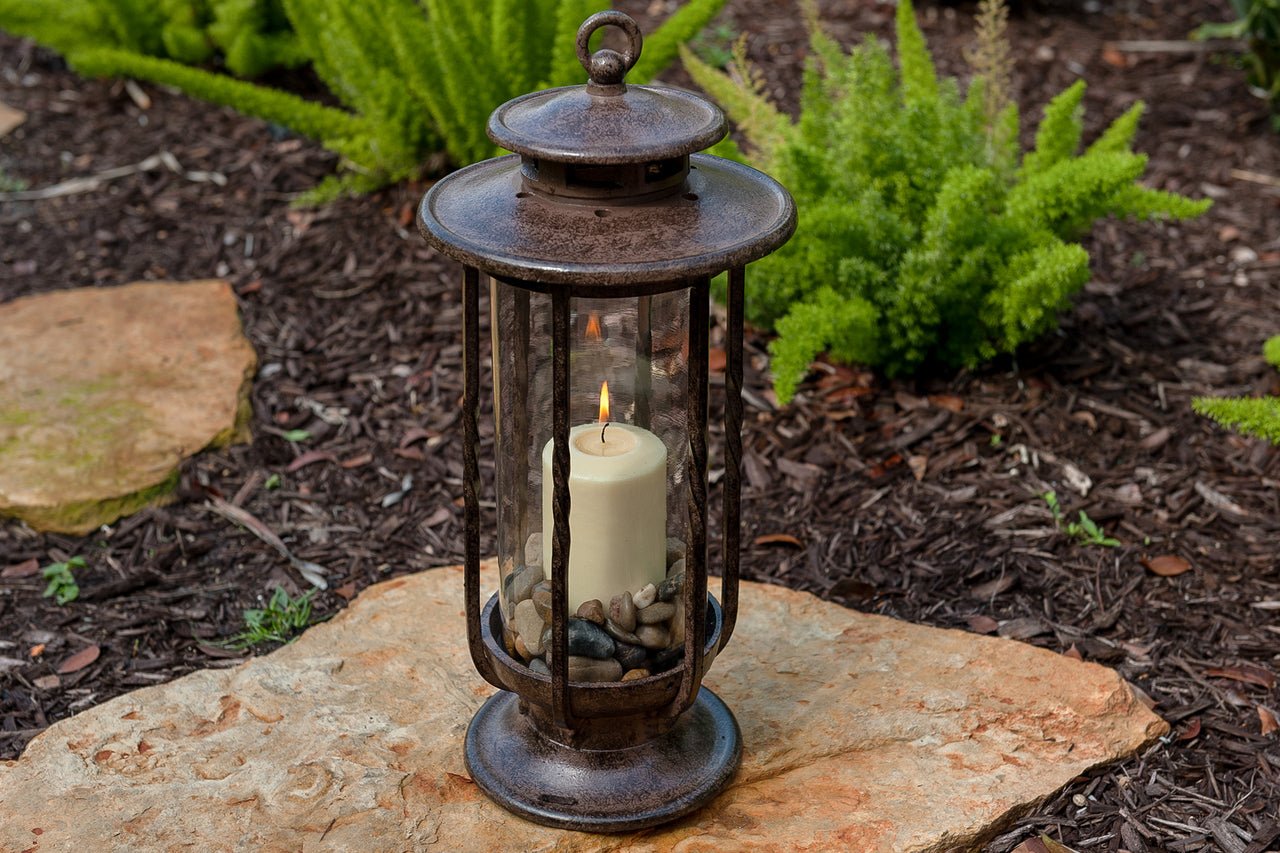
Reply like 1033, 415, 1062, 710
487, 11, 726, 165
418, 154, 796, 292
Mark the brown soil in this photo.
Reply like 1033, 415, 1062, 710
2, 0, 1277, 849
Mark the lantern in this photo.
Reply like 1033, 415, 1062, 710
418, 11, 794, 832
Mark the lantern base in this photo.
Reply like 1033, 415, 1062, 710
464, 687, 741, 833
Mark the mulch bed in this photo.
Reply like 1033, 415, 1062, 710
2, 0, 1277, 849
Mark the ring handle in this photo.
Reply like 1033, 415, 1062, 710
576, 11, 643, 89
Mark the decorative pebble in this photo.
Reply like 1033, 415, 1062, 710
568, 655, 622, 682
658, 571, 683, 603
505, 562, 543, 604
532, 587, 552, 623
576, 599, 605, 625
666, 558, 685, 580
636, 601, 675, 625
524, 532, 543, 567
650, 645, 682, 673
514, 634, 531, 660
609, 591, 636, 632
621, 668, 651, 682
567, 618, 615, 660
632, 583, 657, 610
666, 537, 685, 568
513, 599, 545, 655
603, 618, 641, 645
613, 641, 648, 671
529, 658, 550, 676
635, 624, 669, 649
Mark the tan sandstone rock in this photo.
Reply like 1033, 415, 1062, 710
0, 280, 255, 533
0, 565, 1165, 852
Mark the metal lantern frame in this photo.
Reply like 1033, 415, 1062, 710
418, 11, 795, 832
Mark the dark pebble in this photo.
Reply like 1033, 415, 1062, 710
649, 645, 683, 673
658, 571, 683, 603
614, 641, 648, 671
568, 618, 615, 659
603, 618, 641, 645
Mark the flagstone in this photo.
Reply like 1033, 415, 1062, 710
0, 563, 1166, 852
0, 280, 255, 533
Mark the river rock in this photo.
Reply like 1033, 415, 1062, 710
0, 563, 1167, 852
667, 537, 685, 567
635, 624, 670, 650
505, 562, 543, 605
637, 601, 675, 625
567, 618, 615, 660
609, 590, 637, 632
524, 532, 543, 567
575, 598, 605, 625
512, 599, 545, 656
568, 655, 623, 683
621, 668, 651, 682
633, 583, 658, 610
658, 570, 683, 602
531, 585, 552, 622
603, 618, 641, 645
0, 280, 255, 533
613, 641, 648, 671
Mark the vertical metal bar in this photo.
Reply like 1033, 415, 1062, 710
550, 291, 573, 728
635, 294, 652, 430
463, 267, 498, 686
720, 267, 745, 648
672, 278, 710, 717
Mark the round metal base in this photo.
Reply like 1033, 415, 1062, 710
464, 687, 741, 833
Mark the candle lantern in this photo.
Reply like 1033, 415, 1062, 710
418, 11, 794, 832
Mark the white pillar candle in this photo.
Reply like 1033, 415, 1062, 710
541, 421, 667, 612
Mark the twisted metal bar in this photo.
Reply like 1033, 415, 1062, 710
463, 267, 499, 687
672, 278, 710, 717
550, 291, 573, 728
720, 267, 744, 648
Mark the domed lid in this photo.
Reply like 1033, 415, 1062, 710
487, 11, 727, 165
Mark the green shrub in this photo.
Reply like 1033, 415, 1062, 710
1193, 335, 1280, 444
1194, 0, 1280, 123
683, 0, 1210, 402
4, 0, 729, 203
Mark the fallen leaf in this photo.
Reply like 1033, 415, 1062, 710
334, 582, 357, 601
998, 617, 1050, 640
286, 450, 337, 473
33, 675, 60, 690
907, 454, 927, 481
1062, 644, 1084, 661
970, 574, 1016, 599
0, 100, 26, 138
1259, 705, 1279, 736
708, 348, 727, 373
2, 558, 40, 578
753, 533, 803, 548
1141, 555, 1192, 577
340, 452, 374, 469
1101, 46, 1128, 67
57, 644, 101, 674
1204, 663, 1277, 689
966, 615, 999, 634
928, 394, 965, 413
1177, 717, 1202, 741
29, 643, 44, 658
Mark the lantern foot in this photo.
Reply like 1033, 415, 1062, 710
464, 687, 741, 833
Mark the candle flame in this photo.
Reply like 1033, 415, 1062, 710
598, 381, 610, 424
585, 311, 603, 341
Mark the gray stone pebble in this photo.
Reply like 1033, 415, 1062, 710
608, 591, 636, 632
567, 618, 615, 660
634, 624, 669, 649
505, 562, 543, 604
529, 658, 550, 676
632, 583, 657, 610
666, 537, 685, 568
603, 618, 641, 645
658, 571, 683, 603
531, 586, 552, 622
636, 601, 675, 624
568, 655, 622, 682
513, 599, 545, 655
524, 532, 543, 568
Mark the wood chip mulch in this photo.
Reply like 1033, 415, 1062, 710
1, 0, 1277, 849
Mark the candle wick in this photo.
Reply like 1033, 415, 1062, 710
601, 421, 609, 443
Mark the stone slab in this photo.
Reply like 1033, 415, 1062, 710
0, 564, 1165, 852
0, 280, 255, 533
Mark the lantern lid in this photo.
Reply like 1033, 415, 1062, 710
487, 12, 727, 165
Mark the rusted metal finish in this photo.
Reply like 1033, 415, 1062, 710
422, 10, 796, 833
462, 267, 499, 688
550, 291, 573, 730
465, 686, 740, 833
720, 267, 745, 648
420, 154, 795, 291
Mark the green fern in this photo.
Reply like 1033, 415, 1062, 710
1194, 335, 1280, 444
684, 0, 1210, 400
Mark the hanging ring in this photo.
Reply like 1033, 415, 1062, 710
576, 11, 643, 90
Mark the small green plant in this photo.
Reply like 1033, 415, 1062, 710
1193, 335, 1280, 443
41, 556, 87, 605
689, 21, 738, 69
5, 0, 730, 202
683, 0, 1210, 402
1042, 491, 1120, 548
0, 167, 27, 193
1194, 0, 1280, 124
264, 472, 282, 490
226, 586, 316, 648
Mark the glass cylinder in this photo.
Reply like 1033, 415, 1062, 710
491, 279, 692, 682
